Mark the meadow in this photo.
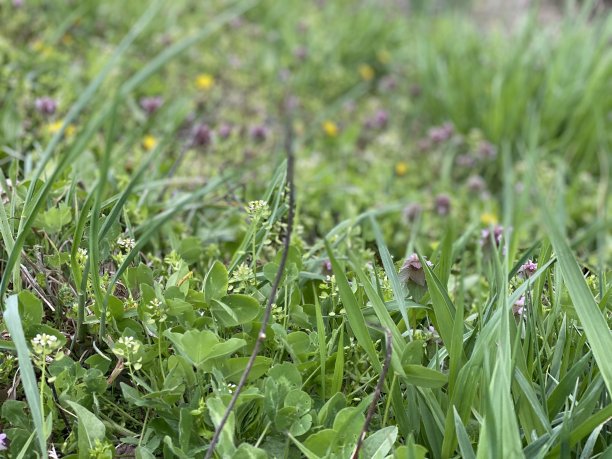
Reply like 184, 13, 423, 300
0, 0, 610, 457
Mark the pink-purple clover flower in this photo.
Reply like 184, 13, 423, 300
435, 194, 451, 216
518, 260, 538, 279
35, 96, 57, 116
513, 295, 526, 317
399, 253, 433, 287
139, 96, 163, 115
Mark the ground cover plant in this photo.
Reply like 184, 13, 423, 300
0, 0, 610, 457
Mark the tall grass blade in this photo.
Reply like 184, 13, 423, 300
3, 296, 48, 458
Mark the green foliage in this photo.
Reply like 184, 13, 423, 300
0, 1, 610, 458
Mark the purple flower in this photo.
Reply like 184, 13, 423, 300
378, 75, 397, 93
434, 194, 451, 216
365, 109, 389, 130
428, 122, 454, 143
467, 175, 486, 194
191, 123, 211, 147
139, 96, 163, 115
322, 259, 333, 275
480, 225, 504, 249
399, 253, 433, 287
374, 110, 389, 128
250, 125, 268, 142
456, 154, 476, 168
217, 123, 232, 139
518, 260, 537, 279
403, 203, 422, 223
477, 140, 497, 160
293, 46, 308, 60
0, 432, 7, 451
513, 295, 526, 317
34, 96, 57, 116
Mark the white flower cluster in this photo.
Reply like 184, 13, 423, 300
245, 200, 271, 220
31, 333, 60, 355
117, 237, 136, 250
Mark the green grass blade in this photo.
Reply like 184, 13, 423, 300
454, 407, 476, 459
27, 1, 163, 196
3, 296, 48, 458
325, 239, 379, 371
369, 216, 410, 332
420, 255, 456, 352
313, 290, 327, 398
540, 203, 612, 395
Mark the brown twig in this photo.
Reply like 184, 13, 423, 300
351, 327, 393, 459
205, 112, 295, 459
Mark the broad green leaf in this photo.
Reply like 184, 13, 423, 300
220, 356, 272, 383
17, 290, 43, 326
204, 260, 228, 302
362, 426, 398, 459
33, 203, 72, 234
234, 443, 268, 459
178, 236, 203, 263
402, 364, 448, 388
66, 401, 106, 459
211, 294, 260, 327
303, 429, 338, 457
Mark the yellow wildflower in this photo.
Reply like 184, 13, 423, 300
142, 135, 157, 151
195, 73, 215, 91
480, 212, 498, 226
47, 121, 63, 134
359, 64, 375, 81
323, 121, 338, 137
47, 121, 76, 137
394, 162, 409, 176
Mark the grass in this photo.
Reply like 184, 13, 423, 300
0, 0, 610, 458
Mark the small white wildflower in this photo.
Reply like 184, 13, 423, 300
31, 333, 60, 355
245, 200, 271, 220
117, 237, 136, 250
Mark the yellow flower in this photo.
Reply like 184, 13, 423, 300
195, 73, 215, 91
394, 161, 409, 176
480, 212, 498, 226
142, 135, 157, 151
359, 64, 375, 81
47, 121, 76, 137
323, 121, 338, 137
47, 121, 63, 134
